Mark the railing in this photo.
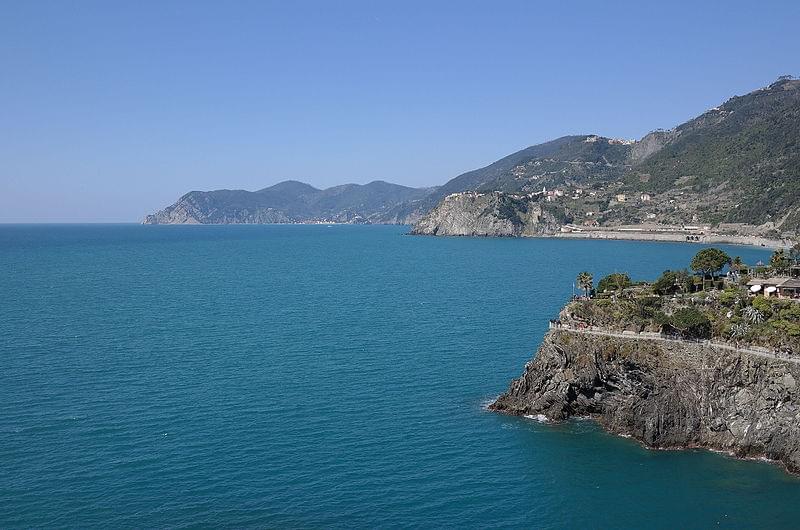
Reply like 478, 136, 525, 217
547, 320, 796, 363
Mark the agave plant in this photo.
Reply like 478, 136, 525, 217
729, 323, 750, 340
743, 306, 764, 325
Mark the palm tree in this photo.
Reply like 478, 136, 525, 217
576, 271, 593, 298
770, 248, 790, 275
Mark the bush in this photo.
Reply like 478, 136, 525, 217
779, 304, 800, 322
751, 296, 773, 318
597, 273, 632, 293
719, 288, 741, 306
769, 319, 800, 337
666, 307, 712, 339
652, 269, 691, 295
635, 296, 663, 319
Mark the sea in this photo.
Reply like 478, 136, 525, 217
2, 224, 798, 529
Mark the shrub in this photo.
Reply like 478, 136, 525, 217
597, 273, 632, 293
666, 307, 712, 339
719, 288, 741, 307
779, 304, 800, 322
751, 296, 773, 318
769, 320, 800, 337
652, 269, 691, 295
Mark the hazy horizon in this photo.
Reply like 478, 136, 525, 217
3, 0, 799, 222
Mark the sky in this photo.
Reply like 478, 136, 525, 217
2, 1, 799, 222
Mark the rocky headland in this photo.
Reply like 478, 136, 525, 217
491, 328, 800, 473
409, 191, 560, 237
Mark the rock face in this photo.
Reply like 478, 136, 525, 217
628, 129, 676, 163
410, 192, 560, 237
491, 330, 800, 473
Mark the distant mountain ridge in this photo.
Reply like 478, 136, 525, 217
146, 76, 800, 237
143, 180, 434, 224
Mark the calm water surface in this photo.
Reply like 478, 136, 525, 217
1, 224, 797, 528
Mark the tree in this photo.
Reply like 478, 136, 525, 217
666, 307, 712, 339
770, 248, 790, 275
576, 271, 593, 297
730, 256, 743, 272
790, 243, 800, 265
652, 269, 691, 295
690, 248, 731, 289
597, 273, 632, 293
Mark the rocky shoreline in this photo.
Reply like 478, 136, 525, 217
546, 229, 790, 249
490, 329, 800, 474
413, 228, 791, 249
409, 192, 793, 249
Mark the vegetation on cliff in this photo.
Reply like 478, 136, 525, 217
568, 246, 800, 352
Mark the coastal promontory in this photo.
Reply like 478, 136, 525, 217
492, 248, 800, 473
492, 329, 800, 472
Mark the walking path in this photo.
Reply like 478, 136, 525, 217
550, 323, 800, 366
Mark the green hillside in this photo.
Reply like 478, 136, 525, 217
627, 77, 800, 229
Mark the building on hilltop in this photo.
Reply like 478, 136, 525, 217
747, 278, 800, 299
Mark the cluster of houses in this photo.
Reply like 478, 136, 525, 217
740, 264, 800, 300
533, 185, 654, 207
612, 192, 651, 203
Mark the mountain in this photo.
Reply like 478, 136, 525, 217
145, 76, 800, 235
627, 76, 800, 229
437, 135, 633, 195
143, 180, 435, 224
414, 76, 800, 239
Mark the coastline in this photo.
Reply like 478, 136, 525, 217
491, 329, 800, 476
544, 229, 790, 249
411, 228, 791, 249
501, 402, 795, 474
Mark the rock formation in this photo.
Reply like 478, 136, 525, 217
491, 329, 800, 473
410, 192, 560, 237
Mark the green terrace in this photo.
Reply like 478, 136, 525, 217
565, 245, 800, 354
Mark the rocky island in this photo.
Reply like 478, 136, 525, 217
491, 247, 800, 473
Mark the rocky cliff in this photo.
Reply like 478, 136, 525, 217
491, 330, 800, 473
410, 192, 560, 237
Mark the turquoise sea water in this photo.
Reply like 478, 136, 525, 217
2, 224, 798, 528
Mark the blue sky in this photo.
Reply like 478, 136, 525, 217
2, 1, 799, 222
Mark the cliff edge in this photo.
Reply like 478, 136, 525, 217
410, 192, 560, 237
491, 330, 800, 473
